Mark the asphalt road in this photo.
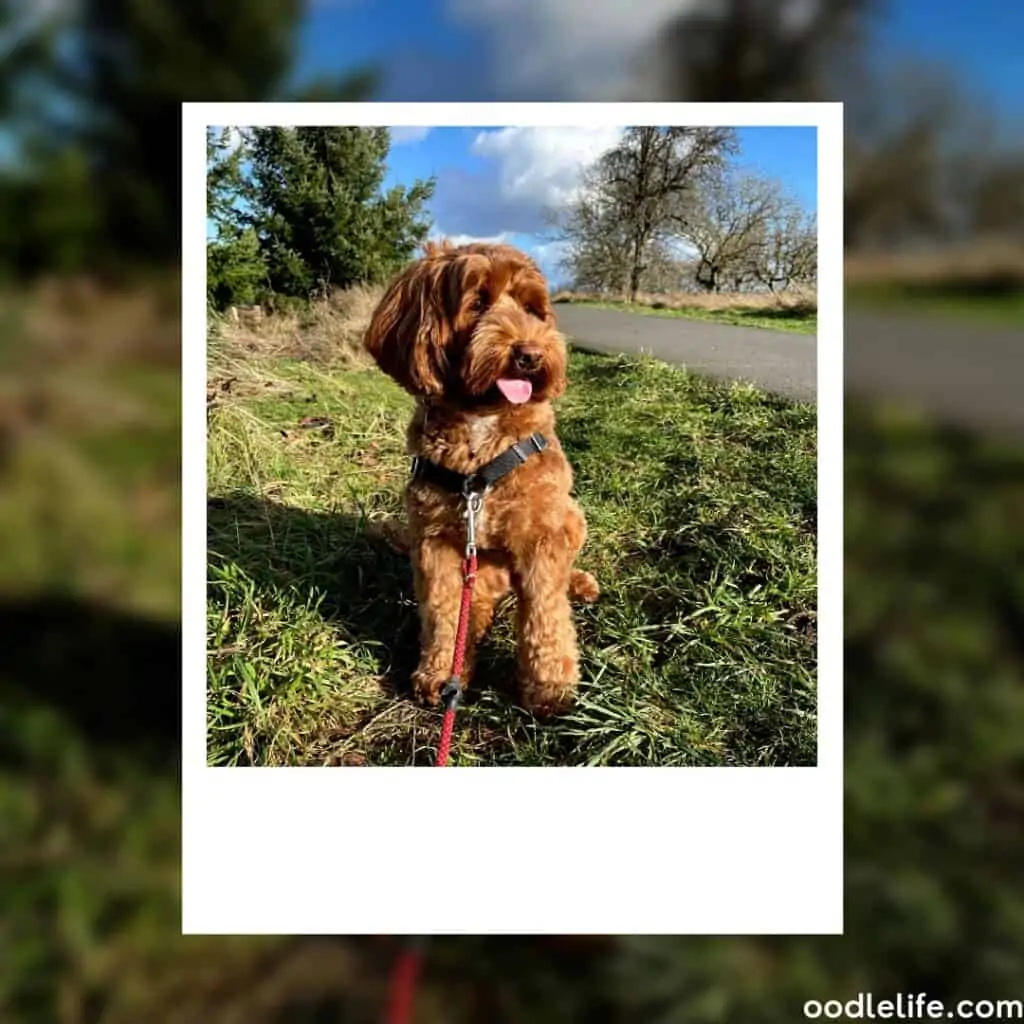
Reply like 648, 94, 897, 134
556, 304, 817, 402
843, 310, 1024, 436
557, 304, 1024, 435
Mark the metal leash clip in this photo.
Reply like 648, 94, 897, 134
462, 490, 483, 557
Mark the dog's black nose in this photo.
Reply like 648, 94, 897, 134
512, 345, 543, 372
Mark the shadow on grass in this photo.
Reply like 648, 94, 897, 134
206, 493, 521, 721
208, 492, 420, 698
732, 303, 817, 320
0, 595, 180, 770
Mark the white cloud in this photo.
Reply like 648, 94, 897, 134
390, 126, 432, 146
446, 0, 691, 98
428, 229, 510, 247
431, 127, 623, 238
471, 126, 624, 209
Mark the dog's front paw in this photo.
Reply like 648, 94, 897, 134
520, 653, 579, 718
522, 687, 577, 718
411, 667, 446, 707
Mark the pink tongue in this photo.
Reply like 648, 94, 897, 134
496, 378, 533, 404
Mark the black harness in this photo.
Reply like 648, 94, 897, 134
410, 432, 548, 496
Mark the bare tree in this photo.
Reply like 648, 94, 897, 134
751, 206, 817, 292
556, 127, 738, 302
639, 0, 872, 104
687, 172, 781, 292
686, 171, 816, 293
553, 177, 690, 295
637, 1, 1024, 254
971, 156, 1024, 242
552, 165, 634, 294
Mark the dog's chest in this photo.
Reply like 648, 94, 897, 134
465, 414, 498, 458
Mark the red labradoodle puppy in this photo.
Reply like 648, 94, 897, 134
364, 240, 599, 716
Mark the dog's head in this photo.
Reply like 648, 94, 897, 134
364, 240, 567, 408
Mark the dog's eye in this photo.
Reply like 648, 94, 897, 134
525, 303, 544, 319
471, 289, 490, 312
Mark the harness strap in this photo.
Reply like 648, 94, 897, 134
411, 432, 547, 495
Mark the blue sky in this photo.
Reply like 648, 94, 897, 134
381, 126, 817, 285
209, 125, 817, 286
874, 0, 1023, 114
210, 0, 1021, 283
297, 0, 1023, 115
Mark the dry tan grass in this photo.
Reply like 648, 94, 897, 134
844, 241, 1024, 285
7, 275, 181, 368
214, 283, 383, 366
1, 278, 182, 617
552, 286, 817, 313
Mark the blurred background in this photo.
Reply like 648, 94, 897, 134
1, 0, 1022, 1020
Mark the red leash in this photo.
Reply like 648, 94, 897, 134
386, 501, 481, 1022
435, 550, 477, 767
432, 491, 482, 768
384, 940, 425, 1024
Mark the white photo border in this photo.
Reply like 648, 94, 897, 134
183, 102, 843, 935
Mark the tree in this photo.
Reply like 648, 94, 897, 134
751, 205, 817, 292
971, 156, 1024, 243
562, 127, 738, 303
206, 128, 266, 308
685, 170, 816, 293
231, 127, 434, 303
207, 128, 246, 227
687, 171, 781, 292
553, 167, 634, 294
0, 0, 378, 276
642, 0, 873, 103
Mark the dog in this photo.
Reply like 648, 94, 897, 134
364, 240, 599, 716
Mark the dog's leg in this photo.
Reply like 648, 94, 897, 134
512, 532, 580, 717
411, 543, 511, 705
468, 556, 512, 651
410, 537, 466, 706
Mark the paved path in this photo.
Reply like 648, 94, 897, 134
556, 305, 817, 402
843, 310, 1024, 436
557, 304, 1024, 435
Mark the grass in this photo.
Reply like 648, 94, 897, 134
552, 291, 818, 334
847, 283, 1024, 326
845, 244, 1024, 325
0, 282, 181, 616
207, 313, 817, 767
8, 273, 1024, 1017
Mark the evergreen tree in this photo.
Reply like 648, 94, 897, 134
1, 0, 377, 275
206, 128, 266, 308
244, 126, 434, 299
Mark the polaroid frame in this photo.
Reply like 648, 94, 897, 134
182, 101, 843, 935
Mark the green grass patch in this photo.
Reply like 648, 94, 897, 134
847, 283, 1024, 326
207, 345, 817, 766
555, 297, 817, 335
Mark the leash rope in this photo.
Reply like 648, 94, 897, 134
385, 939, 424, 1024
432, 491, 482, 768
386, 444, 547, 1017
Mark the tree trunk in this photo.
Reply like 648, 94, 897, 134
628, 261, 642, 304
627, 233, 644, 304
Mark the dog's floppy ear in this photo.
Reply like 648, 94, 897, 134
364, 260, 449, 396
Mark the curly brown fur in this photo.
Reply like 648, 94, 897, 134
365, 240, 598, 716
